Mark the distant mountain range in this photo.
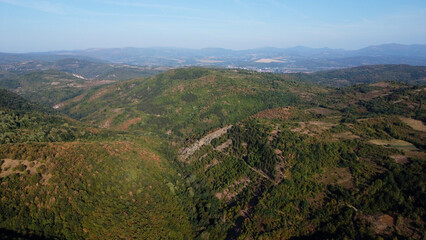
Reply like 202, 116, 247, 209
1, 43, 425, 72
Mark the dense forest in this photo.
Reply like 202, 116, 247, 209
0, 66, 425, 239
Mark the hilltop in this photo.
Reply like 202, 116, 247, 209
57, 68, 317, 140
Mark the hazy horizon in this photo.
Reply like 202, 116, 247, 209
2, 42, 426, 54
1, 0, 426, 53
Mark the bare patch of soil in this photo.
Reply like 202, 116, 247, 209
252, 107, 291, 119
370, 81, 392, 88
216, 139, 232, 152
0, 159, 47, 182
116, 117, 142, 131
89, 87, 112, 102
391, 155, 409, 164
359, 214, 395, 237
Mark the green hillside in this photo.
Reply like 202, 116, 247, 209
0, 70, 115, 107
0, 58, 163, 81
59, 68, 318, 140
294, 64, 426, 87
0, 67, 425, 239
0, 88, 89, 144
0, 89, 194, 239
51, 58, 162, 80
176, 80, 425, 239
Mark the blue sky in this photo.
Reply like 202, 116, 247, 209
0, 0, 425, 52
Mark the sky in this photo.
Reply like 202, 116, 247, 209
0, 0, 425, 52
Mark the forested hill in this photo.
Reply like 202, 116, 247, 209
293, 64, 426, 86
0, 67, 425, 239
0, 57, 162, 81
0, 88, 94, 143
56, 68, 318, 140
0, 88, 51, 114
0, 88, 194, 238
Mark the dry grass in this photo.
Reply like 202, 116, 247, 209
0, 159, 46, 179
368, 139, 418, 151
370, 81, 393, 88
399, 117, 426, 132
332, 131, 360, 140
252, 107, 291, 120
368, 138, 426, 160
116, 117, 142, 131
292, 121, 337, 136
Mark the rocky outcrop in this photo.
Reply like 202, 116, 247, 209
178, 125, 232, 162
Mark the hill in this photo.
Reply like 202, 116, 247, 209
57, 68, 318, 140
293, 64, 426, 87
0, 67, 425, 239
171, 80, 426, 239
0, 88, 99, 143
0, 57, 163, 81
0, 88, 194, 239
0, 70, 117, 107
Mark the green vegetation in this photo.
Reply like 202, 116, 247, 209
0, 66, 425, 239
294, 64, 426, 87
0, 89, 100, 144
0, 70, 95, 107
60, 68, 306, 140
0, 140, 193, 239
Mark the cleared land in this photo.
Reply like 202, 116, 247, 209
399, 117, 426, 132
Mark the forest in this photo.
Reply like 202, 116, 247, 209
0, 66, 425, 239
